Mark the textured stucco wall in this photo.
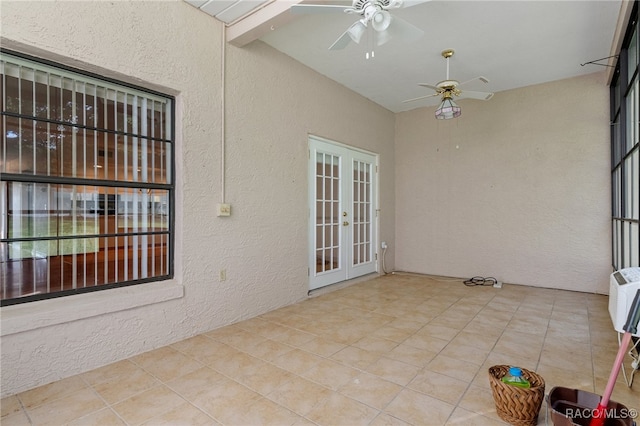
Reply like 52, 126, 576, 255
394, 72, 611, 293
0, 1, 395, 397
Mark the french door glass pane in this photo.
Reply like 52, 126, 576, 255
352, 160, 371, 266
316, 152, 340, 273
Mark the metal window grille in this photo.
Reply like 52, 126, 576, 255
0, 50, 175, 306
611, 5, 639, 271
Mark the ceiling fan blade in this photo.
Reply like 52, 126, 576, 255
329, 29, 354, 50
329, 21, 366, 50
376, 27, 392, 47
396, 0, 433, 9
402, 93, 439, 103
457, 90, 494, 101
383, 0, 433, 10
290, 4, 353, 14
458, 76, 490, 86
418, 83, 440, 91
378, 15, 424, 44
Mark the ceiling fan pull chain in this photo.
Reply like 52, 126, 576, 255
366, 25, 374, 60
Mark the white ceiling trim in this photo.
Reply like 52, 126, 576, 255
225, 0, 304, 46
186, 0, 273, 25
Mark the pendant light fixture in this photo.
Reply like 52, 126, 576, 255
435, 92, 461, 119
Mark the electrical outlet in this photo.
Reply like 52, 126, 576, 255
493, 281, 503, 288
381, 241, 387, 249
219, 269, 227, 281
217, 203, 231, 217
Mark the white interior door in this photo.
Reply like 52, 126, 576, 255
309, 136, 377, 291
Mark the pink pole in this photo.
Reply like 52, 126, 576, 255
590, 332, 633, 426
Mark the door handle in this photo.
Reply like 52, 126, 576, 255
343, 221, 349, 226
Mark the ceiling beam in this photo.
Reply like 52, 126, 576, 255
225, 0, 304, 47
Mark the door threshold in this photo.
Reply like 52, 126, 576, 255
308, 272, 380, 298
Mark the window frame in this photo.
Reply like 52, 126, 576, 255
0, 49, 176, 306
610, 3, 639, 271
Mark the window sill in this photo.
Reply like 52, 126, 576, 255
0, 281, 184, 336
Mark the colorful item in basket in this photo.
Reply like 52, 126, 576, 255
501, 366, 531, 388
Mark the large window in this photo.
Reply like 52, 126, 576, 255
611, 3, 639, 271
0, 51, 174, 306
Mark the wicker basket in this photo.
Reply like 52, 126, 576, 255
488, 365, 546, 426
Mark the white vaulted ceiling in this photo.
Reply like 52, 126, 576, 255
185, 0, 624, 113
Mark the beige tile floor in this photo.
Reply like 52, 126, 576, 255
2, 273, 639, 425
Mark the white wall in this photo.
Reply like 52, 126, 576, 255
0, 1, 395, 397
394, 73, 611, 293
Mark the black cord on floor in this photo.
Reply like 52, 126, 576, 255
463, 276, 497, 286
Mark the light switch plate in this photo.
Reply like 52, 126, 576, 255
217, 203, 231, 217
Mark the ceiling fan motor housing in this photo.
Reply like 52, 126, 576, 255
353, 0, 392, 10
437, 80, 460, 90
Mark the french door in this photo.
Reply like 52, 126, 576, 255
309, 136, 377, 290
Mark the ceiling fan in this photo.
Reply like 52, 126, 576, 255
403, 49, 494, 119
290, 0, 425, 53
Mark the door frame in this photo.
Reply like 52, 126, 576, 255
308, 135, 380, 291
